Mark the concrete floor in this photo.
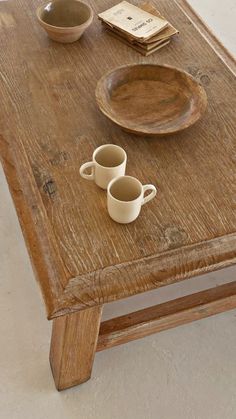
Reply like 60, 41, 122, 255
0, 1, 236, 418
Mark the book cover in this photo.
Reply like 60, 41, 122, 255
98, 1, 168, 41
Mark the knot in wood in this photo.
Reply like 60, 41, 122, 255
43, 179, 57, 198
164, 226, 187, 249
200, 74, 210, 86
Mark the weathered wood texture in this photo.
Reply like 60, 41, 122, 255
0, 0, 235, 317
96, 63, 207, 135
50, 305, 102, 390
97, 282, 236, 351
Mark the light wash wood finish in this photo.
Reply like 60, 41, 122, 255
50, 306, 102, 390
0, 0, 235, 390
97, 282, 236, 351
95, 63, 207, 135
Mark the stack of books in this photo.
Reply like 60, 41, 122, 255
98, 1, 179, 56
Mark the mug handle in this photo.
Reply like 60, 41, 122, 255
79, 161, 95, 180
142, 184, 157, 205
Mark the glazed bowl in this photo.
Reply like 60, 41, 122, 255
36, 0, 93, 43
96, 64, 207, 136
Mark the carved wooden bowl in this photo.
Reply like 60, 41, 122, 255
95, 64, 207, 136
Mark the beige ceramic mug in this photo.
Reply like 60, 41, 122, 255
107, 175, 157, 224
80, 144, 127, 190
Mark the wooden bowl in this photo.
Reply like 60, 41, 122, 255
95, 64, 207, 136
36, 0, 93, 43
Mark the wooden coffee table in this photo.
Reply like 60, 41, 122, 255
0, 0, 236, 391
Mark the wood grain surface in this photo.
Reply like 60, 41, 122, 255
0, 0, 235, 318
97, 281, 236, 351
96, 63, 207, 135
50, 305, 102, 390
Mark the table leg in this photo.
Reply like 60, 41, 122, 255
49, 306, 103, 391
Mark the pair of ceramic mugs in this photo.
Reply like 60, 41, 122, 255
80, 144, 157, 224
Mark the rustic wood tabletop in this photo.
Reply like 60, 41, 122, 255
0, 0, 235, 390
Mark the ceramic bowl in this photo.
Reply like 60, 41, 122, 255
36, 0, 93, 43
96, 64, 207, 136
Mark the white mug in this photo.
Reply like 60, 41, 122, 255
107, 175, 157, 224
80, 144, 127, 190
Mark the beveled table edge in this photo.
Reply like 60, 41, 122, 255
51, 232, 236, 318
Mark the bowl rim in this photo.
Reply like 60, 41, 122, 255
36, 0, 93, 31
95, 63, 208, 136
